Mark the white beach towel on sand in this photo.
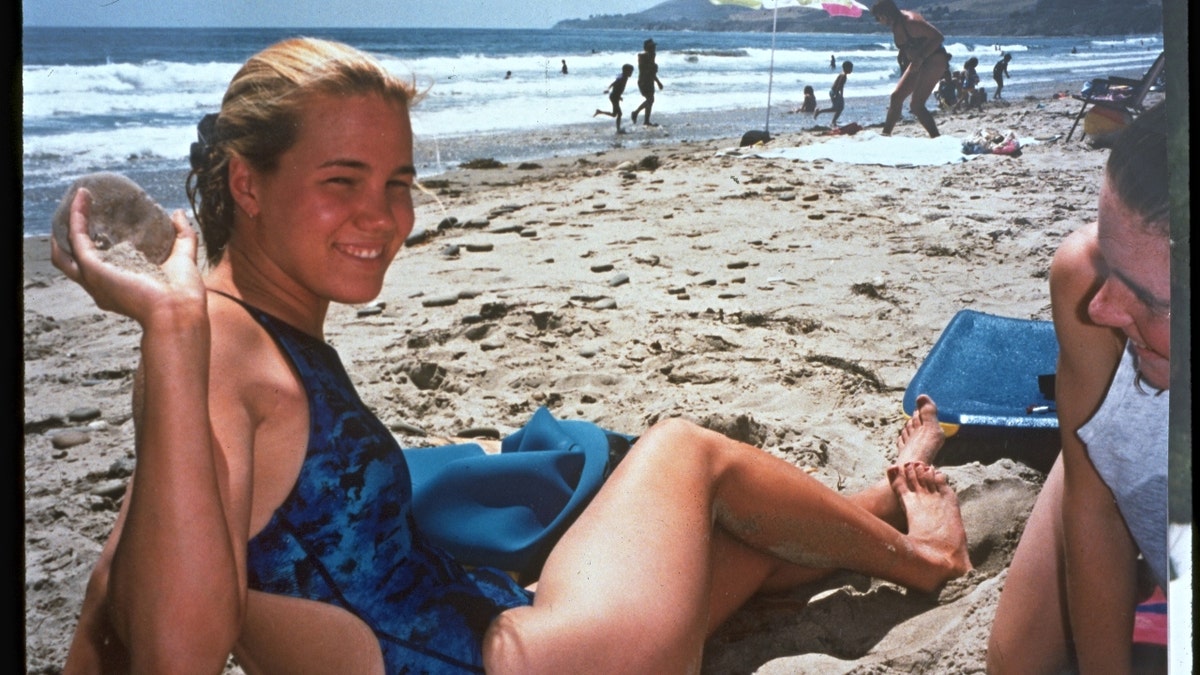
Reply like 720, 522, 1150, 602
742, 132, 977, 167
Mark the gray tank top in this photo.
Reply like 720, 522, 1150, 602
1077, 341, 1169, 588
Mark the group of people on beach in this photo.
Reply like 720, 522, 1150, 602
52, 1, 1179, 671
593, 37, 663, 134
934, 52, 1011, 111
793, 0, 1014, 135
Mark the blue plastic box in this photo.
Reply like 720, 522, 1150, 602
903, 310, 1059, 434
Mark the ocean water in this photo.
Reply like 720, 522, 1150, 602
21, 26, 1163, 238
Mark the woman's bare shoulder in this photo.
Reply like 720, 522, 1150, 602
1050, 223, 1101, 291
205, 291, 303, 417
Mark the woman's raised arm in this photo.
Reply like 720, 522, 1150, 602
53, 188, 253, 673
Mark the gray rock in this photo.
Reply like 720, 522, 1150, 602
389, 420, 427, 436
50, 430, 90, 450
464, 324, 491, 341
608, 273, 630, 287
422, 294, 460, 308
405, 227, 429, 246
90, 479, 127, 499
67, 407, 102, 423
107, 457, 136, 478
406, 362, 447, 390
458, 427, 500, 439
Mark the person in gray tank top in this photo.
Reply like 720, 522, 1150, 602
988, 102, 1174, 674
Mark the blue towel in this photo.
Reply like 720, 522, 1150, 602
404, 407, 635, 579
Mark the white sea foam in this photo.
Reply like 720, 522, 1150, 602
22, 28, 1164, 236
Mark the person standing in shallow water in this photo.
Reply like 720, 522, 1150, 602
631, 38, 664, 126
561, 59, 568, 75
992, 53, 1012, 100
871, 0, 952, 138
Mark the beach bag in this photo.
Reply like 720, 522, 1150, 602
1083, 105, 1132, 137
403, 407, 636, 581
740, 129, 772, 147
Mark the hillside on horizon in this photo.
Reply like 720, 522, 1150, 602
554, 0, 1164, 37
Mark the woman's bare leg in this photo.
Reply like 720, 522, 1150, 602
483, 396, 970, 674
910, 53, 951, 137
704, 394, 949, 630
883, 67, 918, 135
987, 455, 1072, 673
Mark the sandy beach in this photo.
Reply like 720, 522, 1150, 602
25, 92, 1114, 673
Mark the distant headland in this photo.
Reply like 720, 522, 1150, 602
553, 0, 1164, 37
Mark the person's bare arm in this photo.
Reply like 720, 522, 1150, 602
1050, 223, 1138, 672
64, 482, 132, 675
53, 190, 255, 673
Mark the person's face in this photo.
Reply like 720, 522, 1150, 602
244, 93, 415, 307
1088, 178, 1171, 389
873, 11, 893, 26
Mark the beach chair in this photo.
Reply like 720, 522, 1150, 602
1066, 51, 1165, 142
903, 309, 1059, 438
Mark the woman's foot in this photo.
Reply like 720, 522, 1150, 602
896, 394, 945, 466
889, 461, 973, 593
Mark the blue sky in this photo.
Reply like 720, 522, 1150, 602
22, 0, 665, 29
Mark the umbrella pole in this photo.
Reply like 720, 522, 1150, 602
765, 0, 778, 136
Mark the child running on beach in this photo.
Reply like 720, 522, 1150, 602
594, 64, 635, 134
814, 60, 853, 126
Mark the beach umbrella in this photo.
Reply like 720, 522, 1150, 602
712, 0, 869, 145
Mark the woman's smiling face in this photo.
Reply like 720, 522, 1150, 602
240, 92, 416, 308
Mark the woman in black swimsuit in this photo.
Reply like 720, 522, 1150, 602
872, 0, 952, 138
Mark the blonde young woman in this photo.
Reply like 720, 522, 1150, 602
60, 38, 971, 674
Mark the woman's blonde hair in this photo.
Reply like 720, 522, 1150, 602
186, 38, 420, 265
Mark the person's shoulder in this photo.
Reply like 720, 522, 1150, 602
206, 292, 295, 390
1049, 223, 1102, 299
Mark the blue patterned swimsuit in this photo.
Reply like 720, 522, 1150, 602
225, 294, 533, 673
